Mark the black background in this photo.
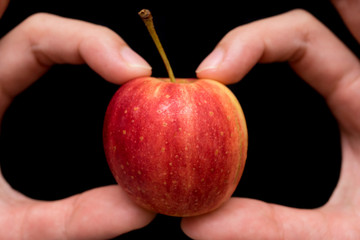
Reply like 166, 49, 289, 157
0, 0, 355, 239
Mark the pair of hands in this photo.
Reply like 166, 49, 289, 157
1, 1, 360, 239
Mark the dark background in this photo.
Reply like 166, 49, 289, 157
0, 0, 354, 239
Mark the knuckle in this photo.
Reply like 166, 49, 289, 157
22, 12, 54, 28
18, 13, 56, 37
288, 9, 319, 26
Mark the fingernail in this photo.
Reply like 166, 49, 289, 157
196, 47, 225, 73
120, 47, 152, 70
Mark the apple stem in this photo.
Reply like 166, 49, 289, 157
139, 9, 176, 83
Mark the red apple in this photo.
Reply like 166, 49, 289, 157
103, 77, 248, 216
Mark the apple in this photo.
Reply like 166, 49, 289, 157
102, 9, 248, 217
103, 77, 247, 216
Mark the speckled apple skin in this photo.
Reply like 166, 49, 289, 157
103, 77, 248, 217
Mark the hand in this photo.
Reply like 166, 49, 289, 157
0, 13, 156, 239
182, 2, 360, 239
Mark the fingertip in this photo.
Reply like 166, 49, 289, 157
107, 55, 152, 85
181, 216, 206, 240
96, 186, 157, 233
122, 195, 157, 232
196, 46, 232, 84
114, 45, 152, 84
64, 185, 156, 239
119, 47, 151, 70
79, 29, 152, 85
181, 199, 238, 240
196, 44, 250, 85
87, 45, 152, 85
196, 66, 242, 85
117, 46, 152, 82
196, 47, 225, 74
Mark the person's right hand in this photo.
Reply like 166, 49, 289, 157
0, 12, 156, 240
182, 2, 360, 239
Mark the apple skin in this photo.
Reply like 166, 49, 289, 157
103, 77, 248, 217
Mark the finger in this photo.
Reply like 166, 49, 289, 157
0, 13, 151, 109
1, 185, 156, 240
331, 0, 360, 42
196, 9, 360, 135
60, 186, 155, 239
181, 198, 351, 240
196, 9, 359, 94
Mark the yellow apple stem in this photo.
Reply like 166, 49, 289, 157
139, 9, 176, 83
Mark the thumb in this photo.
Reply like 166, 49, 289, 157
181, 198, 333, 240
1, 185, 156, 240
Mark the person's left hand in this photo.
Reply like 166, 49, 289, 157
0, 13, 156, 239
182, 2, 360, 239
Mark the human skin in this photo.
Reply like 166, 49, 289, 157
2, 1, 360, 239
181, 1, 360, 239
0, 10, 156, 240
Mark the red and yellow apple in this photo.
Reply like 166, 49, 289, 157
103, 77, 247, 216
103, 9, 248, 217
